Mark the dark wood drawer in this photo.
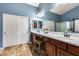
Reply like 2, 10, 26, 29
55, 40, 67, 50
57, 48, 73, 56
50, 39, 67, 50
68, 44, 79, 55
49, 39, 56, 45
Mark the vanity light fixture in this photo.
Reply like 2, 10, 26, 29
37, 11, 44, 17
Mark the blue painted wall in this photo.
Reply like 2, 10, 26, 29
42, 11, 61, 22
0, 13, 3, 47
0, 3, 61, 48
61, 6, 79, 21
0, 3, 37, 16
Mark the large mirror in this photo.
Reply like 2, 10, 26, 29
43, 20, 55, 31
73, 18, 79, 33
38, 21, 42, 29
55, 21, 73, 32
32, 20, 43, 29
32, 20, 37, 29
31, 19, 74, 32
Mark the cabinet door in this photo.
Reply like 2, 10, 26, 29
57, 48, 73, 56
45, 42, 56, 56
68, 44, 79, 55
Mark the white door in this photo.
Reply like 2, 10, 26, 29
3, 14, 9, 47
3, 13, 29, 48
17, 16, 29, 44
22, 17, 29, 43
3, 14, 16, 47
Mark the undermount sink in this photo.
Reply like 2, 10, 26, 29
57, 35, 79, 41
69, 36, 79, 41
47, 33, 64, 38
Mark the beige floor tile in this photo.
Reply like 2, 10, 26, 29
0, 44, 32, 56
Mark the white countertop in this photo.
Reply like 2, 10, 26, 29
31, 30, 79, 47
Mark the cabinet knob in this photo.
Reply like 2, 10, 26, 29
4, 32, 7, 34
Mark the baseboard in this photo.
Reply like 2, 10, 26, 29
0, 47, 4, 50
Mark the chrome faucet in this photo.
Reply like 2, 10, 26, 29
64, 31, 70, 37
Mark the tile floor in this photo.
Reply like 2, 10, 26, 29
0, 44, 32, 56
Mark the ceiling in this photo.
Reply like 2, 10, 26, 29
50, 3, 79, 15
26, 3, 79, 15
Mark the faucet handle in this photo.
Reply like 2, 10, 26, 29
64, 31, 70, 37
64, 31, 67, 37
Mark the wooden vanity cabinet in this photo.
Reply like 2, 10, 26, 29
68, 44, 79, 55
32, 33, 79, 56
32, 33, 44, 43
57, 48, 73, 56
45, 42, 56, 56
50, 39, 67, 50
45, 38, 74, 56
